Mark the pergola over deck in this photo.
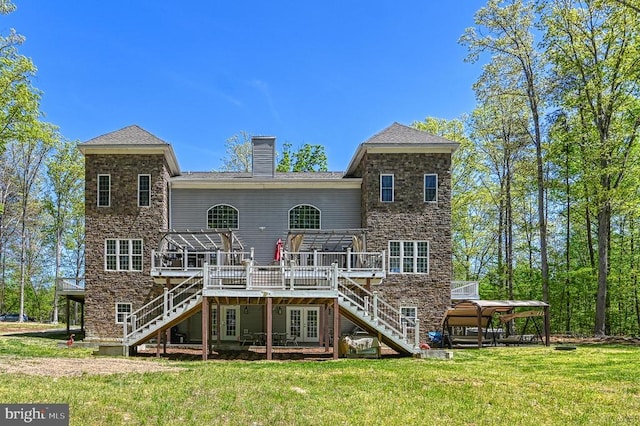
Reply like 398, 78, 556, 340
158, 229, 244, 252
284, 229, 367, 253
443, 300, 550, 348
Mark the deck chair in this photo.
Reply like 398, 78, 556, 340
285, 335, 298, 346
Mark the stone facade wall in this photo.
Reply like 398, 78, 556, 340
84, 154, 170, 340
360, 152, 453, 333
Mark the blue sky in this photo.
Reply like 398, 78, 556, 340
6, 1, 487, 171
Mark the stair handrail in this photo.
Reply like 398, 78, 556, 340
123, 271, 203, 342
337, 273, 418, 347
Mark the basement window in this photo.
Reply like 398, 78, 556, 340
115, 303, 132, 324
400, 306, 418, 329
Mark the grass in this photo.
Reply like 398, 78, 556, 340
0, 331, 639, 425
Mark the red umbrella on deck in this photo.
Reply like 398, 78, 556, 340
274, 238, 283, 261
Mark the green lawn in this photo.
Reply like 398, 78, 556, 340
0, 334, 638, 425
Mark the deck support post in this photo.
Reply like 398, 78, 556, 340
156, 329, 161, 358
202, 297, 209, 361
80, 301, 85, 333
476, 306, 483, 349
65, 297, 70, 334
319, 303, 325, 347
266, 297, 273, 360
372, 292, 378, 322
324, 304, 331, 352
163, 288, 169, 319
414, 319, 420, 348
333, 298, 339, 360
216, 302, 221, 344
543, 305, 550, 346
183, 247, 188, 271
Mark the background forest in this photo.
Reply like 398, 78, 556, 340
1, 0, 640, 337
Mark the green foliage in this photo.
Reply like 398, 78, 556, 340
219, 133, 330, 173
277, 143, 328, 172
450, 0, 640, 336
0, 1, 59, 322
413, 117, 497, 281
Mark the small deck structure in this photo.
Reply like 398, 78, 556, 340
56, 277, 86, 334
442, 299, 550, 348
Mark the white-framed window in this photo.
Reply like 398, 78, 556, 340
115, 302, 132, 324
105, 239, 143, 272
138, 174, 151, 207
388, 241, 429, 274
380, 174, 394, 202
424, 174, 438, 203
207, 204, 239, 229
97, 174, 110, 207
400, 306, 418, 329
289, 204, 321, 229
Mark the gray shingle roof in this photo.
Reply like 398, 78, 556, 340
80, 125, 170, 146
363, 122, 456, 145
172, 171, 345, 181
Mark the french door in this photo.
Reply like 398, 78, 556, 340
286, 307, 320, 343
220, 306, 240, 340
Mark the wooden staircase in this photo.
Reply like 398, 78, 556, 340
123, 272, 204, 348
337, 276, 420, 355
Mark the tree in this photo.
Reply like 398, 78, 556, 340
10, 123, 57, 321
461, 0, 551, 302
44, 139, 84, 323
219, 131, 252, 172
276, 143, 328, 172
612, 0, 640, 13
219, 132, 329, 173
0, 0, 58, 321
0, 148, 19, 313
413, 117, 495, 281
543, 0, 640, 335
0, 2, 40, 155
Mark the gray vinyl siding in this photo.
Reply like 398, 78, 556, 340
170, 188, 361, 264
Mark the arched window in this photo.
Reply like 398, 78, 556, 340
289, 204, 321, 230
207, 204, 239, 229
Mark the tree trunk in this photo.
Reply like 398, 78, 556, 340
564, 142, 572, 333
595, 201, 610, 336
18, 190, 27, 322
497, 194, 505, 297
632, 218, 640, 333
506, 161, 514, 300
532, 108, 549, 303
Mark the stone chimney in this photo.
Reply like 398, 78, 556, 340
251, 136, 276, 178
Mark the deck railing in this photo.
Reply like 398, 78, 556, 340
151, 249, 254, 271
56, 277, 85, 293
204, 263, 337, 291
124, 272, 203, 341
151, 249, 386, 277
451, 281, 480, 300
283, 250, 385, 273
338, 275, 419, 347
